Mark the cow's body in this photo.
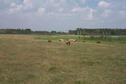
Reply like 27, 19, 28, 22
65, 40, 71, 46
48, 40, 52, 42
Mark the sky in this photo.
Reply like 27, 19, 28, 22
0, 0, 126, 31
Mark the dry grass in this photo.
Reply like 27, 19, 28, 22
0, 34, 126, 84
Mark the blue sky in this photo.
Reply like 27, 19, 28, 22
0, 0, 126, 31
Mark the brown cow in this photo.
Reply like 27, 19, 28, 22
69, 39, 77, 42
96, 41, 101, 44
59, 39, 64, 42
65, 40, 71, 46
48, 40, 52, 43
72, 39, 77, 42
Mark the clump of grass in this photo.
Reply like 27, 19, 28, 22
48, 67, 58, 73
75, 80, 87, 84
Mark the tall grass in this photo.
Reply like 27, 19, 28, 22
0, 34, 126, 84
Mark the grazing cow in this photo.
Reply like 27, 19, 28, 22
96, 41, 101, 44
69, 39, 73, 41
72, 39, 77, 42
59, 39, 64, 42
48, 40, 52, 43
65, 40, 71, 46
69, 39, 77, 42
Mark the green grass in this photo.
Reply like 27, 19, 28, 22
35, 35, 82, 40
35, 35, 126, 45
0, 34, 126, 84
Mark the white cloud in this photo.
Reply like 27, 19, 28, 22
88, 9, 95, 20
8, 0, 33, 14
81, 0, 86, 3
120, 11, 126, 18
71, 7, 83, 12
58, 8, 64, 12
71, 7, 95, 20
8, 5, 23, 14
60, 0, 66, 3
10, 2, 16, 7
2, 0, 11, 4
49, 0, 56, 3
102, 9, 112, 17
37, 8, 45, 15
98, 1, 110, 8
23, 0, 33, 9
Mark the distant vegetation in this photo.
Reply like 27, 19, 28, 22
0, 28, 126, 35
0, 28, 126, 43
68, 28, 126, 42
69, 28, 126, 35
0, 29, 67, 35
0, 29, 32, 34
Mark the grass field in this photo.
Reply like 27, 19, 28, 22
0, 34, 126, 84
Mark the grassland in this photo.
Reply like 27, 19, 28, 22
0, 34, 126, 84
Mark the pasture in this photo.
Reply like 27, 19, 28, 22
0, 34, 126, 84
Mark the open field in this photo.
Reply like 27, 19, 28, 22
0, 34, 126, 84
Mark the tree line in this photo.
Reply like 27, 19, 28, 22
0, 29, 67, 35
0, 28, 126, 35
69, 28, 126, 35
